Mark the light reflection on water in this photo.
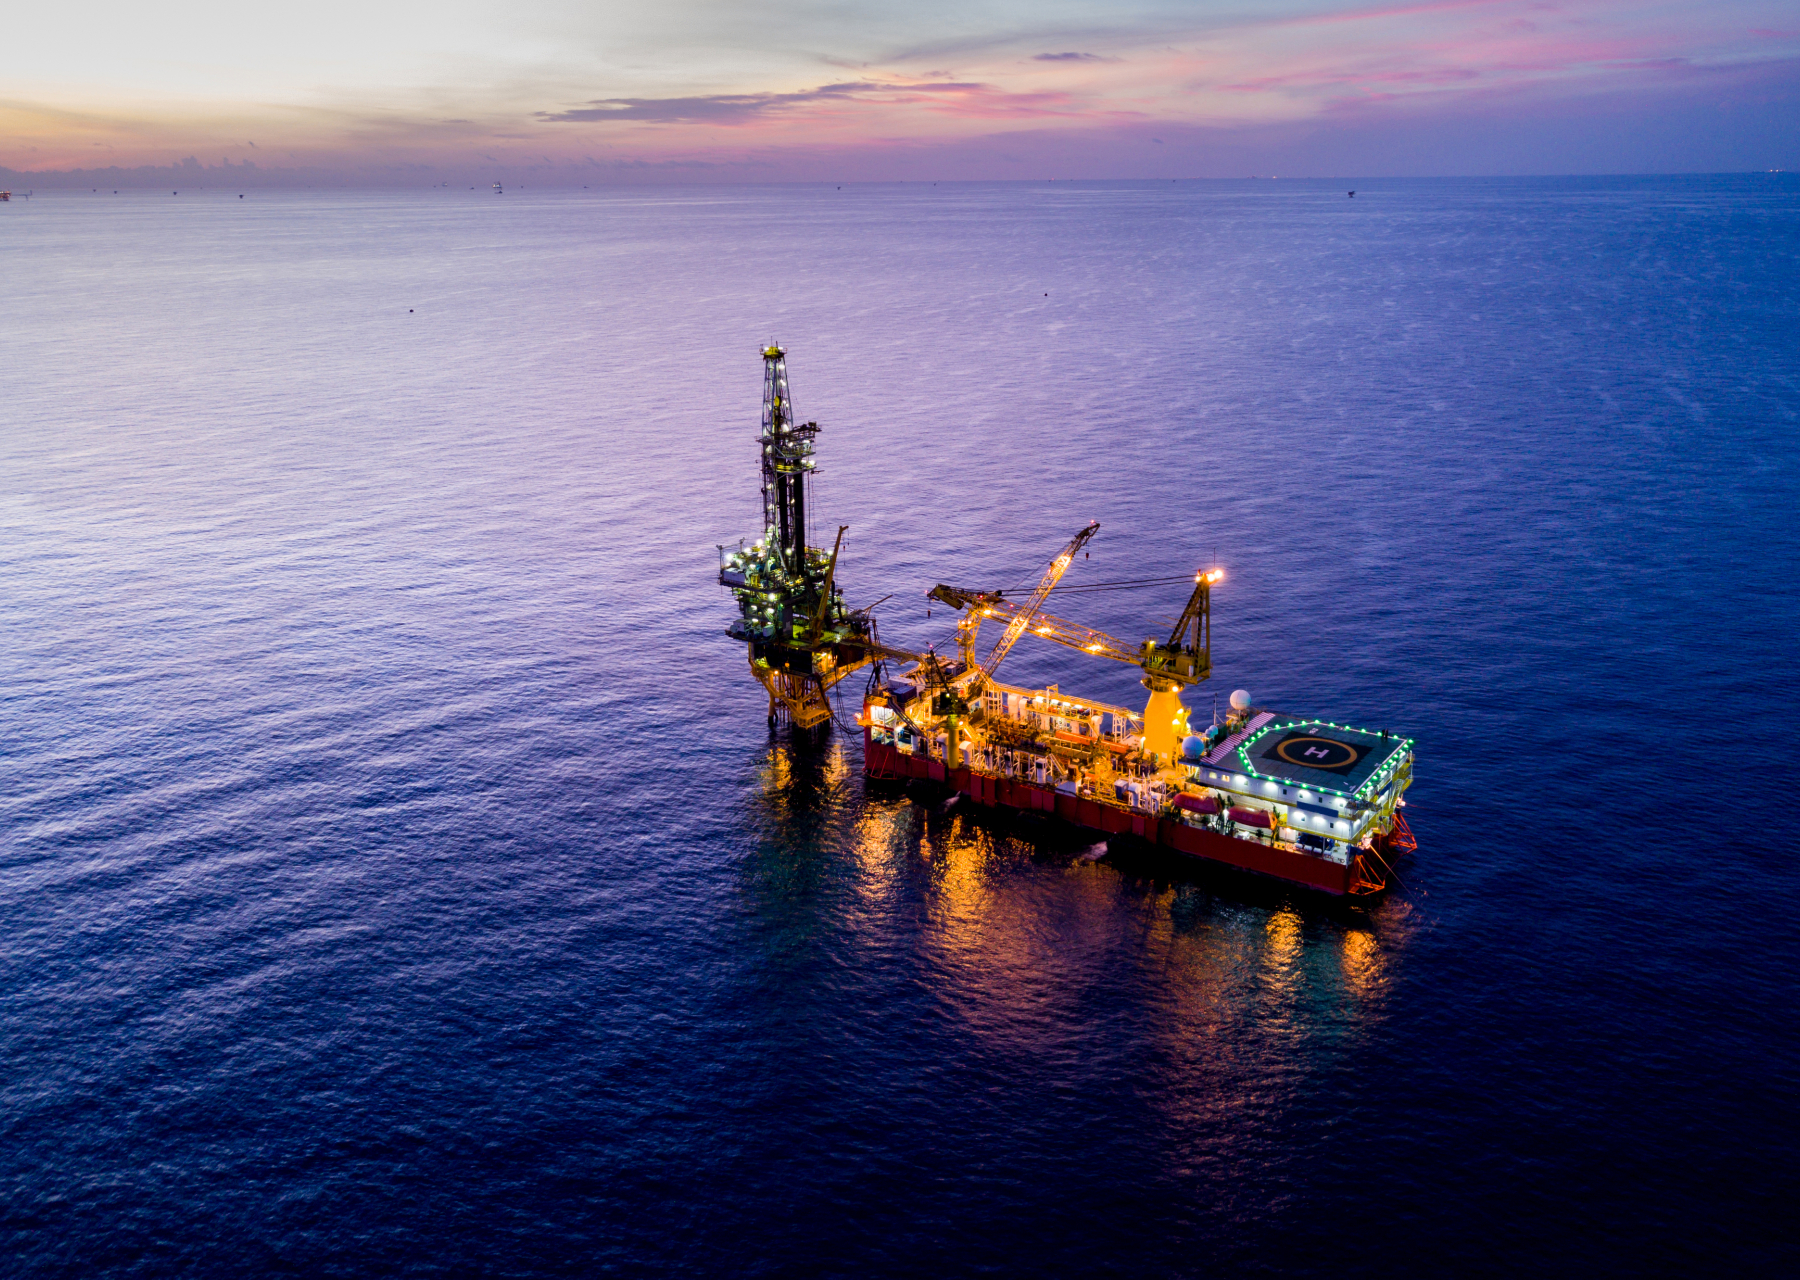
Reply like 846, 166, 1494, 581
744, 730, 1414, 1158
6, 179, 1789, 1273
1263, 906, 1306, 993
1341, 925, 1388, 1003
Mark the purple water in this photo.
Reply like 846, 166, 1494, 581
2, 176, 1796, 1275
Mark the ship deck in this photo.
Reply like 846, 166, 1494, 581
864, 733, 1394, 896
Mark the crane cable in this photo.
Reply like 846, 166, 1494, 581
989, 572, 1199, 597
1047, 575, 1199, 594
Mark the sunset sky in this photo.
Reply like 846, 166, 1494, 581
5, 0, 1797, 181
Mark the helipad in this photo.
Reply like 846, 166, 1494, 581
1200, 715, 1412, 798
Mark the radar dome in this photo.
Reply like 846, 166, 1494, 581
1229, 689, 1252, 711
1181, 736, 1206, 760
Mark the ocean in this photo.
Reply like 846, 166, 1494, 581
2, 176, 1796, 1275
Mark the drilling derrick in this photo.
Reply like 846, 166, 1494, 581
719, 345, 901, 729
760, 345, 815, 579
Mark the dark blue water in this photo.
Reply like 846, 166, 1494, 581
3, 176, 1797, 1276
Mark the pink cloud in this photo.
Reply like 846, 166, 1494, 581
7, 0, 1797, 178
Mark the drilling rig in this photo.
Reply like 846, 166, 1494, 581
718, 345, 907, 728
712, 348, 1416, 897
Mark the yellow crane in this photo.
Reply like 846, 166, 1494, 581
915, 522, 1098, 767
964, 521, 1100, 688
929, 564, 1222, 760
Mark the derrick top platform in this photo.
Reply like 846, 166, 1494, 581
1194, 713, 1412, 801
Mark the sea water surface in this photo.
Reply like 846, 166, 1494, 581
2, 177, 1797, 1275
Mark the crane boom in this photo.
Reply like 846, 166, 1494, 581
805, 525, 849, 641
924, 532, 1221, 763
1141, 569, 1222, 686
931, 568, 1220, 688
972, 521, 1099, 686
929, 587, 1140, 667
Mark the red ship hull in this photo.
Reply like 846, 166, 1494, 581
865, 732, 1404, 896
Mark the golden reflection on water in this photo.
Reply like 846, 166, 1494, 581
1261, 907, 1305, 998
1133, 896, 1408, 1178
748, 739, 1411, 1157
761, 741, 792, 793
837, 795, 1415, 1063
1340, 927, 1386, 1001
928, 817, 999, 930
837, 781, 1410, 1022
908, 817, 1132, 1049
848, 801, 914, 906
752, 734, 849, 795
